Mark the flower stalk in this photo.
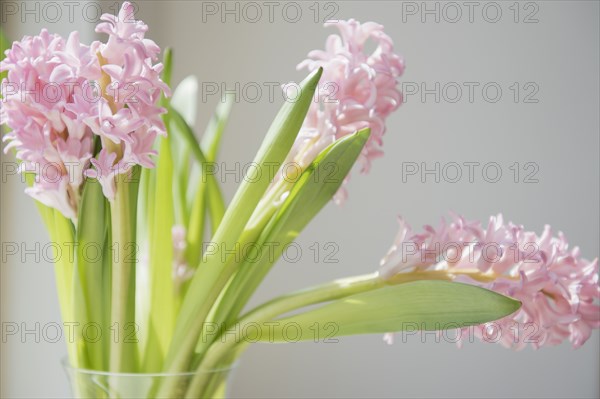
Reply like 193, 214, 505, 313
109, 169, 140, 372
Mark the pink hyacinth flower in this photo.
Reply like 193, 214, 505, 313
1, 2, 170, 218
293, 19, 404, 203
379, 214, 599, 349
1, 30, 101, 220
86, 1, 169, 199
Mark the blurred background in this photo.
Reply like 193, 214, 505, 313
1, 0, 598, 397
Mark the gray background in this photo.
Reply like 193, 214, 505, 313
1, 1, 599, 397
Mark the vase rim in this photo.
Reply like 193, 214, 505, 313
61, 357, 238, 377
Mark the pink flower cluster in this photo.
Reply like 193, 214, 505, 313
380, 214, 599, 349
294, 20, 404, 201
1, 30, 100, 219
1, 2, 169, 219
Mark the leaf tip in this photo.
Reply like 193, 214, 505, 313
304, 67, 323, 90
508, 298, 522, 314
356, 127, 371, 140
315, 66, 324, 79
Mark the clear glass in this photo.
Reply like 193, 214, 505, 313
62, 358, 236, 399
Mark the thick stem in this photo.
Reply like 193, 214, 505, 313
109, 174, 139, 372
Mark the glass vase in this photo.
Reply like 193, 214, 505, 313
62, 358, 236, 399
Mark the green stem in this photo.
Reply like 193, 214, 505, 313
177, 148, 191, 227
109, 173, 139, 372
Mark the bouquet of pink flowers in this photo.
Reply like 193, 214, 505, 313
1, 3, 597, 398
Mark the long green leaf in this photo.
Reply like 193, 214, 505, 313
169, 109, 225, 210
162, 67, 323, 380
74, 179, 109, 370
185, 95, 233, 266
51, 209, 77, 366
22, 173, 79, 366
170, 76, 198, 227
201, 93, 233, 164
102, 205, 113, 370
186, 278, 519, 397
0, 28, 8, 84
253, 281, 521, 342
161, 48, 173, 97
208, 129, 371, 342
138, 46, 171, 235
167, 82, 233, 286
137, 48, 174, 372
144, 134, 176, 372
202, 94, 233, 233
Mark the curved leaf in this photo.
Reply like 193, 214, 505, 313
201, 128, 372, 355
253, 281, 521, 342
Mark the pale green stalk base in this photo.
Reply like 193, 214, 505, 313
109, 176, 139, 372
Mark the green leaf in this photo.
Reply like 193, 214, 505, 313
161, 48, 173, 95
51, 209, 78, 366
137, 48, 172, 238
207, 128, 371, 342
22, 173, 80, 366
201, 93, 234, 164
253, 281, 521, 342
143, 134, 176, 372
1, 30, 12, 135
138, 49, 175, 372
170, 76, 199, 227
170, 76, 232, 240
163, 67, 323, 376
185, 95, 233, 267
168, 108, 227, 239
198, 66, 324, 268
184, 278, 519, 397
267, 128, 370, 235
169, 110, 222, 192
101, 206, 113, 370
201, 94, 233, 233
74, 179, 109, 370
0, 28, 8, 84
